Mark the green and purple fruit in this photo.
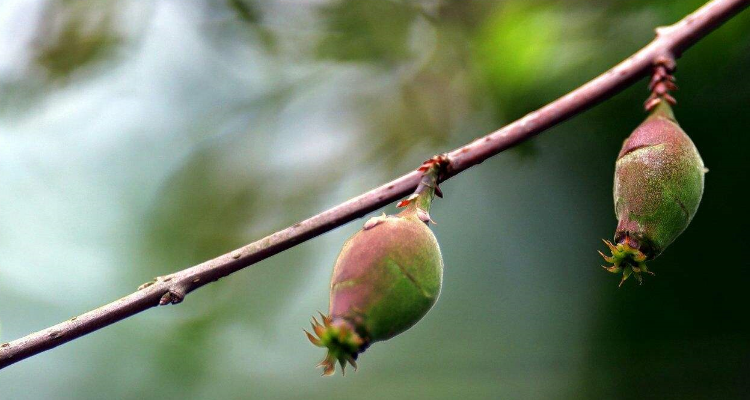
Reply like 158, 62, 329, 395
601, 101, 706, 286
306, 159, 445, 375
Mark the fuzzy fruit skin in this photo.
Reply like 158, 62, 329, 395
329, 213, 443, 342
613, 102, 705, 258
307, 157, 447, 375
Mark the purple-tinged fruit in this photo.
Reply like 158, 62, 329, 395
601, 101, 705, 286
306, 157, 446, 375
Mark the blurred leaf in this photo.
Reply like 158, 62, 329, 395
222, 0, 277, 52
142, 147, 262, 272
33, 0, 121, 80
473, 2, 563, 91
316, 0, 418, 65
228, 0, 260, 23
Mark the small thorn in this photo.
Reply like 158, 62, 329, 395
435, 185, 443, 198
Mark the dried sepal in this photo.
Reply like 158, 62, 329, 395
318, 311, 332, 326
346, 355, 358, 371
304, 314, 365, 376
312, 321, 325, 337
305, 330, 323, 347
318, 356, 336, 377
601, 265, 622, 274
597, 250, 614, 264
599, 240, 655, 287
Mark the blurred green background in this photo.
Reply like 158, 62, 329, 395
0, 0, 748, 399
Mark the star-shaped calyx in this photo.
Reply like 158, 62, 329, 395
304, 313, 364, 376
599, 239, 655, 287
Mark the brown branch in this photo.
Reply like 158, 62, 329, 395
1, 0, 747, 370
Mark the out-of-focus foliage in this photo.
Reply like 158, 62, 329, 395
316, 0, 417, 64
33, 0, 121, 80
0, 0, 748, 399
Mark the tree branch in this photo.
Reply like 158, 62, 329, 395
1, 0, 747, 370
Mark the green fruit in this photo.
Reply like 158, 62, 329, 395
306, 159, 445, 375
601, 101, 706, 286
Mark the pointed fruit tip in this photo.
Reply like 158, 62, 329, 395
599, 239, 654, 287
305, 313, 365, 377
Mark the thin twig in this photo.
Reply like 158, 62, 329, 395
1, 0, 747, 370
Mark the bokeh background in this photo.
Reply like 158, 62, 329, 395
0, 0, 748, 399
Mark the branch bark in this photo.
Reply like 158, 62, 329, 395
1, 0, 747, 370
